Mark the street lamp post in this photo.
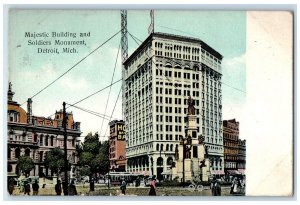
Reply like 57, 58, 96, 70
62, 102, 68, 195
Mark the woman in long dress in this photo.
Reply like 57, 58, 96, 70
148, 176, 157, 196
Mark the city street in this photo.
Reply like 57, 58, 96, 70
10, 183, 244, 196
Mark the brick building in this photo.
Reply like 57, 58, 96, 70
7, 83, 81, 178
109, 120, 126, 172
238, 139, 246, 175
223, 119, 246, 176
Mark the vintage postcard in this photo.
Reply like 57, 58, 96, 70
4, 8, 293, 198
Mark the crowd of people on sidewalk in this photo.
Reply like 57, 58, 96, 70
119, 175, 157, 196
230, 177, 245, 195
8, 174, 245, 196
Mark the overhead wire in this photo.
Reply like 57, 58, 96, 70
46, 78, 122, 118
99, 41, 121, 137
103, 85, 122, 138
66, 103, 117, 121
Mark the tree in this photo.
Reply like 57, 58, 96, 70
44, 147, 65, 175
17, 156, 34, 177
82, 132, 100, 155
98, 141, 109, 174
77, 132, 101, 178
77, 132, 110, 178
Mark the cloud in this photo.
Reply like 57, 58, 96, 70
60, 76, 89, 91
222, 53, 245, 69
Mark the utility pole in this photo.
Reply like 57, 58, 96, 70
63, 102, 68, 195
121, 10, 128, 122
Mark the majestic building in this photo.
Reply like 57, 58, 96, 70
223, 119, 246, 176
123, 32, 224, 177
109, 120, 126, 172
7, 83, 81, 178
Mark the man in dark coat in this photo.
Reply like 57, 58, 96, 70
55, 180, 62, 195
32, 180, 39, 195
68, 180, 77, 196
24, 181, 31, 195
211, 177, 221, 196
90, 178, 95, 192
8, 178, 15, 195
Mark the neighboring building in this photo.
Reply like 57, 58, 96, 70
7, 83, 81, 178
109, 120, 126, 172
223, 119, 246, 176
237, 139, 246, 175
123, 32, 223, 177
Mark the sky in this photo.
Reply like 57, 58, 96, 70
8, 10, 246, 140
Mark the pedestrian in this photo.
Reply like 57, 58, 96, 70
68, 180, 78, 196
216, 179, 221, 196
240, 177, 245, 194
8, 178, 15, 195
32, 180, 39, 195
24, 181, 31, 195
135, 177, 140, 187
231, 177, 238, 194
55, 180, 62, 195
90, 178, 95, 191
148, 175, 157, 196
210, 177, 221, 196
120, 179, 127, 195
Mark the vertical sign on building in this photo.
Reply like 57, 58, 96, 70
117, 124, 125, 140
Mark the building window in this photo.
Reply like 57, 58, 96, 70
193, 146, 198, 158
22, 133, 26, 142
40, 135, 44, 146
45, 135, 49, 146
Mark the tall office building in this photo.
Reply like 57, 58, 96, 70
123, 32, 223, 178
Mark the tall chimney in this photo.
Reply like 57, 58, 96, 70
27, 98, 32, 124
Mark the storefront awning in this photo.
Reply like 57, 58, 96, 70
227, 170, 242, 175
238, 169, 245, 175
142, 171, 150, 176
211, 170, 224, 175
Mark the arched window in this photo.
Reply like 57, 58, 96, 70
34, 134, 38, 142
50, 136, 54, 146
167, 157, 173, 166
39, 151, 44, 162
156, 144, 159, 151
22, 132, 26, 142
170, 144, 173, 151
25, 148, 30, 157
166, 144, 169, 151
15, 148, 20, 159
45, 135, 49, 146
40, 135, 44, 146
193, 65, 200, 71
157, 157, 163, 166
165, 62, 172, 68
160, 144, 163, 151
